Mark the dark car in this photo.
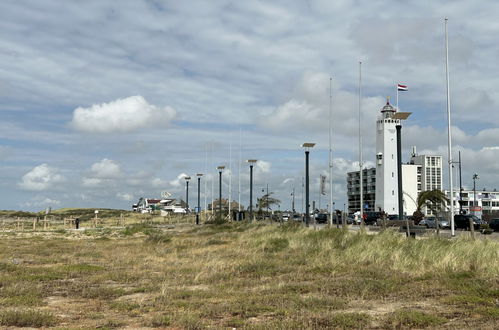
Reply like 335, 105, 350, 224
314, 213, 328, 224
489, 218, 499, 231
365, 211, 382, 225
454, 214, 482, 230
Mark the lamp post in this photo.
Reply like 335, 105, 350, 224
185, 176, 191, 212
392, 112, 412, 236
473, 173, 479, 216
196, 174, 203, 225
247, 159, 257, 222
217, 166, 225, 220
301, 143, 315, 227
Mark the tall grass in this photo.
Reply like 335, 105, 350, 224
1, 221, 497, 328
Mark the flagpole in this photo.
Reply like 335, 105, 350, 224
445, 18, 455, 236
396, 85, 399, 111
238, 127, 242, 212
359, 61, 364, 229
229, 142, 232, 219
329, 77, 334, 227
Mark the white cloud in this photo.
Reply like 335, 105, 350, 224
116, 192, 133, 201
169, 173, 189, 187
81, 177, 103, 187
256, 160, 271, 173
151, 177, 168, 188
90, 158, 122, 179
18, 164, 65, 191
20, 197, 62, 208
70, 96, 176, 133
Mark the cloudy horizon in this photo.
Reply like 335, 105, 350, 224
1, 1, 498, 212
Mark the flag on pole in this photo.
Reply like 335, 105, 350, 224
320, 175, 326, 195
397, 84, 408, 91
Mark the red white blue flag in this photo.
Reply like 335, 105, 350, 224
397, 84, 408, 91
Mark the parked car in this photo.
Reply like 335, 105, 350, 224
365, 211, 382, 225
282, 213, 290, 221
489, 218, 499, 231
293, 214, 303, 222
424, 217, 450, 229
314, 213, 328, 224
454, 214, 483, 230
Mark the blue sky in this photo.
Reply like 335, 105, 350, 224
1, 0, 499, 211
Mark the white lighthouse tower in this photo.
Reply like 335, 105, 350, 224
375, 99, 400, 215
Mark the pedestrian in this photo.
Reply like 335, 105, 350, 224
75, 217, 80, 229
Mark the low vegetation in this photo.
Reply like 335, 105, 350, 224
0, 221, 497, 328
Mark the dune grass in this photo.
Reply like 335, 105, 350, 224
0, 222, 497, 328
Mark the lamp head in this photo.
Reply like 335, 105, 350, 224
301, 143, 316, 148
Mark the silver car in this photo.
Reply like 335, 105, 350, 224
423, 217, 449, 229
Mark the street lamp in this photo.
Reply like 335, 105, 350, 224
246, 159, 258, 222
301, 143, 316, 227
185, 176, 191, 212
392, 112, 412, 236
473, 173, 479, 216
217, 166, 225, 220
196, 174, 203, 225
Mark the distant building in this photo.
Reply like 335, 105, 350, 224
133, 197, 187, 213
445, 189, 499, 218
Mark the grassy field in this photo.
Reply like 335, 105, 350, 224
0, 220, 498, 329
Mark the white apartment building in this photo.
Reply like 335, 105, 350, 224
445, 189, 499, 217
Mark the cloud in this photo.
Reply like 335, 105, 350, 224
116, 192, 134, 201
90, 158, 122, 179
256, 160, 271, 173
20, 197, 62, 208
81, 177, 103, 188
70, 96, 176, 133
169, 173, 189, 187
18, 164, 65, 191
259, 72, 384, 138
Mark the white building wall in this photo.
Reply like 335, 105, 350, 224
375, 109, 400, 215
402, 164, 418, 216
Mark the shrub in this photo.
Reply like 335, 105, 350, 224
385, 309, 447, 328
0, 309, 58, 327
263, 237, 289, 253
150, 314, 172, 327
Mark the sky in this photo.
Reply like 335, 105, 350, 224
1, 0, 499, 212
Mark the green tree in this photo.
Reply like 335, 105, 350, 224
257, 192, 281, 213
412, 189, 449, 223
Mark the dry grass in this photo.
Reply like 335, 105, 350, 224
0, 221, 498, 328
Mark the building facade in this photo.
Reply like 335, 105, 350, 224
445, 189, 499, 217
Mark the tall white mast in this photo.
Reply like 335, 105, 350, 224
229, 142, 232, 217
204, 144, 208, 213
359, 61, 364, 228
445, 18, 455, 236
238, 128, 242, 212
329, 77, 334, 227
211, 143, 214, 215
